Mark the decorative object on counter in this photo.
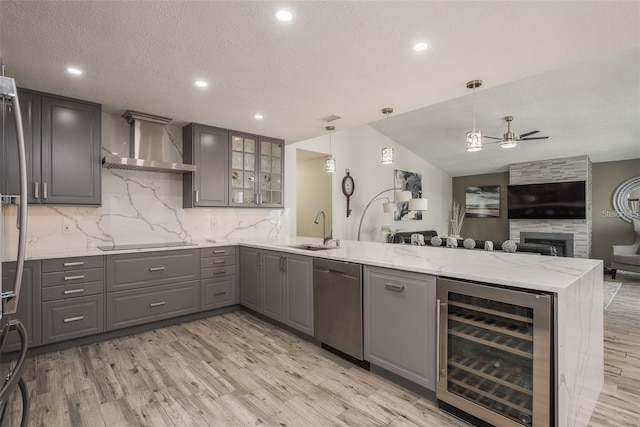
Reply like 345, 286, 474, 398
381, 107, 395, 164
324, 126, 336, 173
484, 240, 494, 251
430, 236, 443, 247
357, 188, 411, 240
381, 225, 400, 243
341, 169, 355, 217
464, 79, 483, 152
446, 236, 458, 248
463, 238, 476, 249
465, 185, 500, 218
394, 169, 423, 221
502, 240, 518, 253
449, 200, 466, 237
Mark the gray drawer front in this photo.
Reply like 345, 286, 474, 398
201, 255, 236, 268
106, 249, 199, 292
42, 268, 104, 287
200, 246, 236, 258
202, 276, 237, 310
201, 265, 236, 279
41, 281, 104, 302
42, 295, 104, 345
107, 280, 199, 331
42, 256, 104, 273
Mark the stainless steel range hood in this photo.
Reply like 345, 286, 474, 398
102, 110, 196, 174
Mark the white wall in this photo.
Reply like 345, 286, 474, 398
286, 124, 451, 242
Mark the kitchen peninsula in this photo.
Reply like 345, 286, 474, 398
8, 238, 602, 427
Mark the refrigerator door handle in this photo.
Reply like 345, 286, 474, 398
1, 77, 28, 315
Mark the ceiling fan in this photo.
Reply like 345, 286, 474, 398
485, 116, 549, 148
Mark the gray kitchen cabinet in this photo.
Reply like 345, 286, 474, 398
200, 246, 238, 310
1, 89, 101, 205
1, 89, 40, 199
229, 132, 284, 208
363, 266, 437, 390
40, 255, 105, 344
239, 248, 312, 334
262, 251, 285, 322
183, 123, 229, 208
239, 247, 262, 312
1, 261, 42, 352
40, 95, 101, 205
284, 254, 313, 335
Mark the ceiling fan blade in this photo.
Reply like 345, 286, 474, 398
520, 136, 549, 140
484, 136, 503, 140
518, 130, 539, 138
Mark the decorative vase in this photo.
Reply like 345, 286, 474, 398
484, 241, 494, 251
463, 238, 476, 249
502, 240, 518, 253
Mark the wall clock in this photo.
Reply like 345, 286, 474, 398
342, 169, 354, 217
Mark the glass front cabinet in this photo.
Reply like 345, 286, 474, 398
230, 132, 284, 208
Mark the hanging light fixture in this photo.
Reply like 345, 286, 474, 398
465, 80, 483, 152
381, 107, 394, 164
324, 125, 336, 173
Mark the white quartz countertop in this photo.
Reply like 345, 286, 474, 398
12, 237, 601, 293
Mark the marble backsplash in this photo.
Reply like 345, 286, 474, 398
2, 168, 291, 258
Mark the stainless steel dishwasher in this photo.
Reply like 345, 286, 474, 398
313, 258, 363, 361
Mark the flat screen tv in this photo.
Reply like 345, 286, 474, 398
507, 181, 586, 219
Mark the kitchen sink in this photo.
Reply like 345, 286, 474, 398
288, 244, 340, 251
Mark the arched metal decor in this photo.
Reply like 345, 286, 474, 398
612, 176, 640, 223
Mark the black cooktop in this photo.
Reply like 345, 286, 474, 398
97, 241, 197, 251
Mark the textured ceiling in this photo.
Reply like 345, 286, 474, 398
1, 1, 639, 176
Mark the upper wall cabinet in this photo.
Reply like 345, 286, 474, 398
230, 132, 284, 208
2, 89, 102, 205
182, 123, 229, 208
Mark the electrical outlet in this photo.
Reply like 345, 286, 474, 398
62, 221, 73, 234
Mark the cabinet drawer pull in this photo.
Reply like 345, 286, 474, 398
63, 262, 84, 267
384, 283, 405, 292
149, 301, 166, 307
213, 260, 226, 265
63, 316, 84, 323
213, 270, 226, 275
149, 267, 165, 272
63, 288, 84, 295
213, 290, 227, 296
213, 250, 226, 254
64, 275, 85, 281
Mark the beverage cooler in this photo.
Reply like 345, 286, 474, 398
436, 277, 553, 427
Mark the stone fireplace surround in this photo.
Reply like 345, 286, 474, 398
509, 155, 592, 259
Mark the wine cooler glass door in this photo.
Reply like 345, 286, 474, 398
436, 278, 552, 427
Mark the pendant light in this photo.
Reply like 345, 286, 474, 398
381, 107, 394, 164
324, 125, 336, 173
465, 80, 483, 152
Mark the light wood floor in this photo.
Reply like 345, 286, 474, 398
1, 273, 639, 427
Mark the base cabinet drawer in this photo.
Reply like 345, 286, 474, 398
202, 276, 237, 310
42, 295, 104, 345
201, 265, 236, 279
41, 281, 104, 302
107, 280, 199, 331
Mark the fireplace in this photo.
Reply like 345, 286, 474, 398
520, 231, 574, 257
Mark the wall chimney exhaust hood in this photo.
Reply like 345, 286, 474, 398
102, 110, 196, 173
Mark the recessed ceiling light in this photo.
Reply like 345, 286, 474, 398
254, 114, 264, 120
195, 80, 208, 88
413, 42, 428, 52
276, 10, 293, 22
67, 67, 83, 75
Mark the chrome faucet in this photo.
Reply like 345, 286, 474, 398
314, 210, 333, 245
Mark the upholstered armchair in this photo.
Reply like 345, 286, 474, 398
611, 219, 640, 279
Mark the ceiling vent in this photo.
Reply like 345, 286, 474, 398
320, 114, 342, 123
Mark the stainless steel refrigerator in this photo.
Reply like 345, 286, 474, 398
0, 72, 30, 425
